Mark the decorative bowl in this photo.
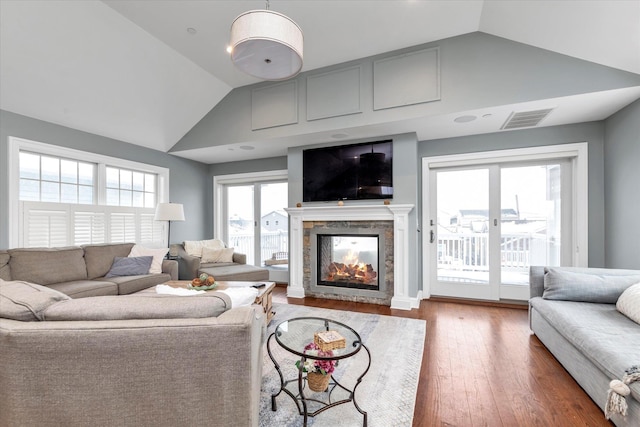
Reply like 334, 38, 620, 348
188, 282, 218, 291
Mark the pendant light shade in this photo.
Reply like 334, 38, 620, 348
229, 9, 303, 81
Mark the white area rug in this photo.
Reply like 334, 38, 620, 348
260, 303, 426, 427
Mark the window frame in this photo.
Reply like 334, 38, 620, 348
8, 136, 170, 247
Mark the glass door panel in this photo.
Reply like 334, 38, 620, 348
226, 185, 255, 265
435, 168, 490, 287
500, 164, 562, 286
259, 182, 289, 266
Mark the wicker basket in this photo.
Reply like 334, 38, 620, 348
314, 330, 346, 351
307, 371, 330, 392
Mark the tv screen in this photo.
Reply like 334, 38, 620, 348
303, 140, 393, 202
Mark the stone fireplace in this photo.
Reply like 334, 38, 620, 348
307, 222, 392, 304
285, 204, 415, 310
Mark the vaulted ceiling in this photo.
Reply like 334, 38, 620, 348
1, 1, 639, 161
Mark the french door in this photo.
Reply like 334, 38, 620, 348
222, 180, 288, 266
425, 148, 583, 301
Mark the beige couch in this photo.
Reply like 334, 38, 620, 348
0, 280, 264, 427
0, 243, 178, 298
177, 243, 268, 282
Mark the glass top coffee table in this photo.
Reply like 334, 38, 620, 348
267, 317, 371, 427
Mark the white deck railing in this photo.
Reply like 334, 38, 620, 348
437, 232, 550, 273
228, 231, 288, 266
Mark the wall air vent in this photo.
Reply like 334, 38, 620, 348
501, 108, 554, 130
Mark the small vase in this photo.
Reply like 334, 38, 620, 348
307, 371, 330, 392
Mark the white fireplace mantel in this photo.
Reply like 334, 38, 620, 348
285, 204, 417, 310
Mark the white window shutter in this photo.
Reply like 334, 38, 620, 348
74, 211, 106, 245
139, 213, 163, 246
110, 212, 136, 243
21, 201, 156, 248
22, 204, 69, 248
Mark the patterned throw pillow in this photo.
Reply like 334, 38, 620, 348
201, 247, 235, 263
183, 239, 226, 257
617, 282, 640, 325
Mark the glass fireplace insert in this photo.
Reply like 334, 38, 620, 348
316, 234, 380, 290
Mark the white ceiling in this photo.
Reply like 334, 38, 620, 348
1, 0, 639, 162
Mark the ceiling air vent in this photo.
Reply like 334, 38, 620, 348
501, 108, 554, 130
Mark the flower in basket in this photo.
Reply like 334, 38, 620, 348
295, 342, 337, 375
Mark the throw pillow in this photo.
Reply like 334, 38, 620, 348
184, 239, 226, 258
128, 245, 168, 274
201, 247, 235, 263
184, 240, 205, 257
543, 268, 640, 303
105, 256, 153, 277
0, 280, 70, 321
617, 282, 640, 324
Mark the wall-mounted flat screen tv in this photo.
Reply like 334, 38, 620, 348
303, 140, 393, 202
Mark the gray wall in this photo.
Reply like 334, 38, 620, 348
209, 157, 287, 177
0, 110, 211, 249
419, 122, 606, 267
604, 99, 640, 269
172, 32, 640, 153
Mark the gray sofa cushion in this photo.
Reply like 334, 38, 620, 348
543, 267, 640, 303
8, 247, 87, 285
41, 293, 232, 321
105, 256, 153, 277
47, 280, 118, 298
83, 243, 135, 279
104, 273, 172, 295
0, 280, 71, 321
0, 252, 10, 281
199, 264, 269, 281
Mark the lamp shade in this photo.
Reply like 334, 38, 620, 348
230, 9, 303, 80
154, 203, 185, 221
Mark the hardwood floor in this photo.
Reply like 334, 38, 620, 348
272, 286, 612, 427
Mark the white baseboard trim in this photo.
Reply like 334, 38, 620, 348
287, 286, 305, 299
390, 294, 421, 310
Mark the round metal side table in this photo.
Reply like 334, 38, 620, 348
267, 316, 371, 427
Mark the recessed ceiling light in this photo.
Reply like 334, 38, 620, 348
187, 27, 197, 35
454, 115, 477, 123
239, 145, 255, 150
482, 113, 493, 118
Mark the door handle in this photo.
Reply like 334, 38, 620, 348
430, 230, 435, 243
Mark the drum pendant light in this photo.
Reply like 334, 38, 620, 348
229, 1, 303, 80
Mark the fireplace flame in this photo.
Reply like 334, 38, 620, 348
326, 250, 378, 285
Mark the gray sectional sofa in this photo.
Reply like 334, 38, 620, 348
0, 280, 264, 427
529, 266, 640, 427
0, 243, 177, 297
0, 242, 265, 426
176, 243, 269, 282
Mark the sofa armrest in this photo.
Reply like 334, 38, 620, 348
176, 244, 201, 280
161, 259, 178, 280
529, 266, 546, 299
233, 252, 247, 265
